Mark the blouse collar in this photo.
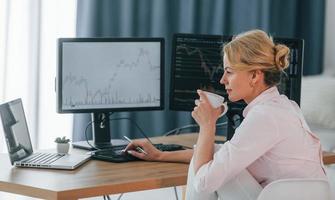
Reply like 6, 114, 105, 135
242, 86, 280, 117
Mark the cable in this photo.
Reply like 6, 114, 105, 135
173, 186, 179, 200
84, 120, 97, 150
84, 115, 153, 150
164, 124, 199, 136
85, 115, 228, 150
164, 122, 227, 136
108, 117, 153, 144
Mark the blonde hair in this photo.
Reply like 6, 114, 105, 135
223, 29, 290, 86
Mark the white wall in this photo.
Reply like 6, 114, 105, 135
324, 0, 335, 74
0, 0, 76, 153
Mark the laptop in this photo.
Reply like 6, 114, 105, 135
0, 98, 91, 170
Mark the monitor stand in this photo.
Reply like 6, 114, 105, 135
226, 101, 245, 140
72, 112, 128, 151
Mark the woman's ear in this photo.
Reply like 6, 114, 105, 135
250, 69, 263, 86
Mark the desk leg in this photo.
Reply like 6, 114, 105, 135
182, 185, 186, 200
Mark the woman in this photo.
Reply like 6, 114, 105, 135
125, 29, 327, 199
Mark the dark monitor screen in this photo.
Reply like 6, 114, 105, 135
273, 38, 304, 106
170, 33, 303, 139
57, 38, 165, 113
170, 34, 232, 111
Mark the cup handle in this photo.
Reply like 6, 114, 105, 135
219, 102, 228, 117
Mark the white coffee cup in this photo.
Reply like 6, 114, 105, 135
196, 91, 228, 117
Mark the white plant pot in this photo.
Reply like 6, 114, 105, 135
56, 143, 70, 154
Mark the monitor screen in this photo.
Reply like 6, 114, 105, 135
170, 34, 231, 111
273, 38, 304, 106
170, 33, 303, 139
56, 38, 164, 150
57, 38, 164, 113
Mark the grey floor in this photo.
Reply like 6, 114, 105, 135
0, 186, 183, 200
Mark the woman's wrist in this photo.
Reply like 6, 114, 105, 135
156, 151, 167, 162
199, 123, 216, 134
156, 150, 193, 163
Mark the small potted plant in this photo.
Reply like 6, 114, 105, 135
55, 136, 70, 154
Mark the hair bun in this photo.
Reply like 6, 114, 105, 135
274, 44, 290, 71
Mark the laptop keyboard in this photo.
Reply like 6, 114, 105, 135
23, 153, 65, 165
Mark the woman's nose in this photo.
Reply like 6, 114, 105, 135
220, 73, 226, 85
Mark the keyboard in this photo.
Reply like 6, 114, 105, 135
91, 143, 186, 163
21, 153, 64, 165
153, 143, 186, 151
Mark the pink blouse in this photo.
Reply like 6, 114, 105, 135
193, 86, 327, 193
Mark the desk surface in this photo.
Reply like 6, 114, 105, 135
0, 133, 223, 200
1, 133, 334, 200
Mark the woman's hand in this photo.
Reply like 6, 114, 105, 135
192, 90, 219, 172
192, 90, 222, 129
123, 139, 163, 161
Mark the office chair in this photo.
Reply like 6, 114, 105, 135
256, 178, 332, 200
207, 170, 332, 200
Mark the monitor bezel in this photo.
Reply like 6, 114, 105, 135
56, 37, 165, 113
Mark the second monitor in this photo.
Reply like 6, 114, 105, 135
170, 33, 303, 140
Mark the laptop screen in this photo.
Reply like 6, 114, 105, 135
0, 99, 33, 164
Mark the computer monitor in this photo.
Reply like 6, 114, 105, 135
56, 38, 164, 150
170, 33, 303, 140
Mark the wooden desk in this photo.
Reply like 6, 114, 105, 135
323, 151, 335, 165
0, 133, 224, 200
1, 133, 334, 200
